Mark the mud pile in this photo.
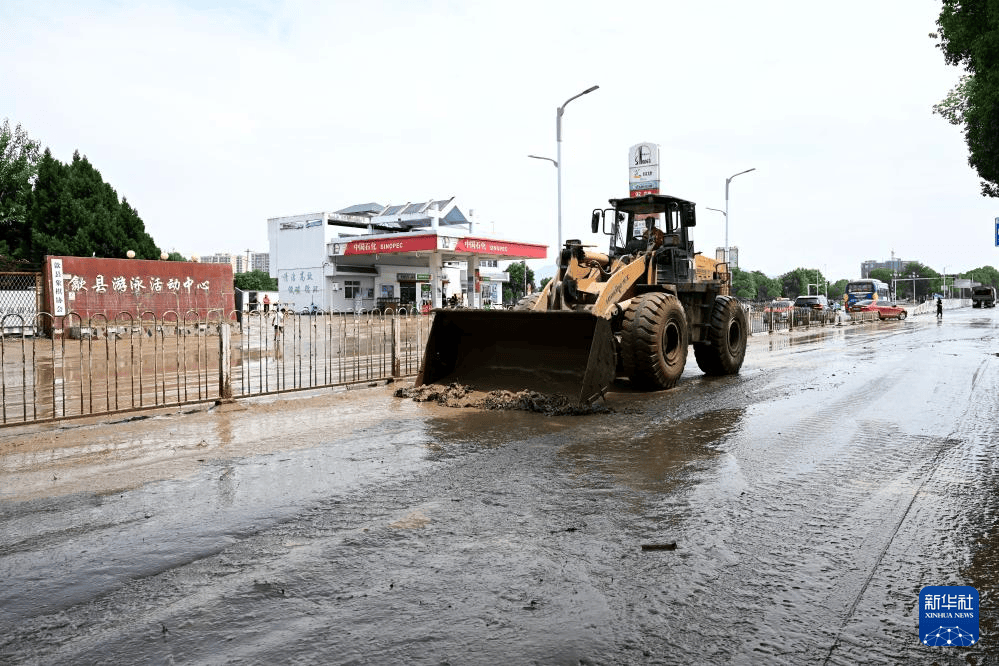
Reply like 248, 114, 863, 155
394, 383, 610, 415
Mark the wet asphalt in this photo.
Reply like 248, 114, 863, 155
0, 308, 997, 665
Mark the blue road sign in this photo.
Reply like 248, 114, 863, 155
995, 217, 999, 246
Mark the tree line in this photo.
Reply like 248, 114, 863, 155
0, 119, 171, 270
730, 262, 999, 303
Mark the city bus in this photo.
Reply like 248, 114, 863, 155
844, 278, 890, 309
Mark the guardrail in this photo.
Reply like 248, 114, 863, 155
904, 298, 970, 317
0, 309, 432, 426
745, 298, 973, 335
746, 306, 877, 334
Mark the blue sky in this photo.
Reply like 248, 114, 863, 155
2, 0, 994, 282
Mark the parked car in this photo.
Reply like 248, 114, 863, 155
793, 295, 829, 311
848, 299, 907, 320
764, 298, 793, 319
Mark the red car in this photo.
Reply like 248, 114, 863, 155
764, 299, 793, 319
848, 299, 908, 320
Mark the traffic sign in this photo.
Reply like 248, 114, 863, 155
995, 217, 999, 246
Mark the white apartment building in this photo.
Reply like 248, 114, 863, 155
199, 251, 269, 274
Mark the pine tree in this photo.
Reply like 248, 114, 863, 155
22, 149, 163, 263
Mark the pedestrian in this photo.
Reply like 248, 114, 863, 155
274, 308, 284, 340
936, 296, 943, 319
263, 294, 270, 313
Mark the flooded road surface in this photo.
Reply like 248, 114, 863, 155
1, 310, 997, 664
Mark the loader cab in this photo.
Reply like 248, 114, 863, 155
593, 194, 697, 260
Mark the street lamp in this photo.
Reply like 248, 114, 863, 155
705, 208, 726, 264
555, 85, 599, 250
528, 154, 558, 247
724, 168, 756, 266
528, 154, 557, 167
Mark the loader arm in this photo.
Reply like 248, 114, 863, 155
591, 255, 648, 318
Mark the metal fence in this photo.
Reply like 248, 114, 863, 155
744, 298, 972, 335
0, 309, 432, 426
0, 272, 42, 337
4, 299, 973, 426
746, 306, 878, 334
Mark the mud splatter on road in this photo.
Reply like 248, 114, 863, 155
2, 309, 998, 664
394, 382, 612, 415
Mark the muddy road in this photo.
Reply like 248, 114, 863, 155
1, 309, 997, 664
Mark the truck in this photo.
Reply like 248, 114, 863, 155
415, 193, 748, 405
972, 285, 996, 308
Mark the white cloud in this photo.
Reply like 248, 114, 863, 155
2, 0, 992, 282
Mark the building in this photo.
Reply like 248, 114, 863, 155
860, 257, 907, 278
198, 251, 269, 274
267, 198, 546, 313
244, 251, 269, 273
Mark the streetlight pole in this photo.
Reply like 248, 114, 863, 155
555, 85, 599, 251
705, 207, 726, 265
528, 154, 558, 260
724, 168, 756, 267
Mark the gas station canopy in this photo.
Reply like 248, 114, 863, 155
329, 231, 547, 262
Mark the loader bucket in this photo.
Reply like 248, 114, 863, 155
416, 309, 616, 405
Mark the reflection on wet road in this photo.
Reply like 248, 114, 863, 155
1, 310, 997, 664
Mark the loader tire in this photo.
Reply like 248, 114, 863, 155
621, 292, 689, 390
693, 295, 748, 376
514, 293, 543, 311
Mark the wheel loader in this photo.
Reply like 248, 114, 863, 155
415, 193, 749, 405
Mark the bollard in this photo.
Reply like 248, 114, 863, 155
391, 315, 401, 378
217, 322, 234, 403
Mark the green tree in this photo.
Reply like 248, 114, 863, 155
505, 261, 535, 302
0, 119, 41, 259
961, 265, 999, 291
828, 279, 848, 303
751, 270, 782, 300
167, 251, 186, 261
934, 3, 999, 196
234, 270, 277, 291
885, 262, 941, 301
780, 268, 827, 300
22, 149, 161, 264
730, 267, 757, 299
